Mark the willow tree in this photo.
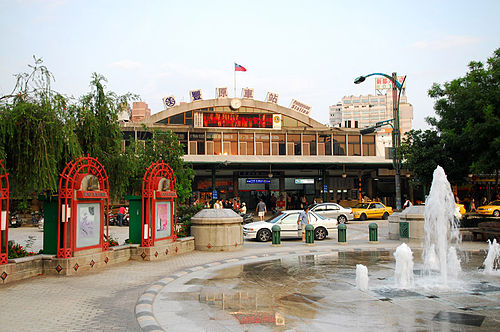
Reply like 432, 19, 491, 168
74, 73, 138, 199
0, 57, 81, 199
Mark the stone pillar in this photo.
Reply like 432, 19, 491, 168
191, 209, 243, 251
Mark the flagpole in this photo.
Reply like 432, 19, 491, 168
234, 63, 236, 98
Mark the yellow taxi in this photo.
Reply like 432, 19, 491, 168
476, 200, 500, 217
352, 202, 393, 220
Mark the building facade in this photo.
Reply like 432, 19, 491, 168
329, 89, 413, 135
121, 96, 411, 210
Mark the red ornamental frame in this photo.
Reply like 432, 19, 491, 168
57, 155, 109, 258
142, 161, 177, 247
0, 160, 9, 265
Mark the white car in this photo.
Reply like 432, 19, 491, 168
308, 203, 354, 223
243, 210, 338, 242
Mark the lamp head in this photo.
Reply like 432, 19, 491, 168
354, 76, 366, 84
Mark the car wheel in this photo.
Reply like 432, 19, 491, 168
338, 215, 347, 224
494, 210, 500, 217
314, 227, 327, 241
382, 212, 389, 220
257, 229, 272, 242
360, 213, 367, 221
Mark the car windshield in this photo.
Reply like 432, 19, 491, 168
312, 212, 326, 220
266, 213, 286, 224
354, 203, 369, 209
490, 200, 500, 206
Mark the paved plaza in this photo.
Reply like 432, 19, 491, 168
1, 222, 497, 331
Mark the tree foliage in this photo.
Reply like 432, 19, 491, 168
402, 48, 500, 189
123, 129, 194, 203
0, 57, 81, 197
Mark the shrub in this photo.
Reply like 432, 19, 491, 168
177, 203, 204, 237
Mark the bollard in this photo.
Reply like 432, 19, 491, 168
305, 224, 314, 244
338, 223, 347, 244
272, 225, 281, 246
369, 222, 378, 243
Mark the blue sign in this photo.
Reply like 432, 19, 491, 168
246, 179, 271, 184
212, 190, 218, 199
323, 185, 328, 191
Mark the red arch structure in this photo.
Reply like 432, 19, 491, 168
142, 161, 177, 247
0, 160, 9, 265
57, 155, 109, 258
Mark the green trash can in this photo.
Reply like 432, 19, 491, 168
399, 221, 409, 239
305, 224, 314, 244
125, 195, 142, 244
338, 223, 347, 243
369, 222, 378, 243
272, 225, 281, 245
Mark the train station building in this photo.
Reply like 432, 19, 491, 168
120, 89, 411, 210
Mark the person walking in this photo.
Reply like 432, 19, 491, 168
117, 206, 126, 227
256, 199, 267, 221
298, 206, 310, 242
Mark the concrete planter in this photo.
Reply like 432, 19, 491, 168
191, 209, 243, 251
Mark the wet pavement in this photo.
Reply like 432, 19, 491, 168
2, 221, 498, 331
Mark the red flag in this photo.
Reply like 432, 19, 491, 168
234, 63, 246, 72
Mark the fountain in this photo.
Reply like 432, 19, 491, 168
483, 239, 500, 274
355, 264, 368, 291
393, 243, 414, 289
422, 166, 461, 286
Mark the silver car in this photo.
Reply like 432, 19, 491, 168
309, 203, 353, 224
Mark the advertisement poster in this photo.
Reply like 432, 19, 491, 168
155, 201, 171, 239
76, 202, 101, 248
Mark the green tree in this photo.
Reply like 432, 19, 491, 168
402, 48, 500, 193
74, 73, 137, 199
0, 57, 81, 198
124, 129, 194, 203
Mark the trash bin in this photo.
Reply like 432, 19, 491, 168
338, 223, 347, 243
272, 225, 281, 245
369, 223, 378, 243
305, 224, 314, 244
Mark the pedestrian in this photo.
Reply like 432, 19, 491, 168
470, 198, 476, 212
403, 198, 412, 209
214, 199, 222, 209
117, 206, 126, 227
256, 199, 267, 221
239, 202, 247, 215
298, 206, 310, 242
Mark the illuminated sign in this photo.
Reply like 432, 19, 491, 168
295, 178, 314, 184
290, 99, 312, 116
203, 113, 273, 128
162, 96, 176, 109
246, 179, 271, 184
375, 76, 406, 90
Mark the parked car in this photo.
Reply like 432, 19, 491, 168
476, 200, 500, 217
456, 203, 466, 219
351, 202, 393, 220
308, 202, 353, 224
243, 210, 338, 242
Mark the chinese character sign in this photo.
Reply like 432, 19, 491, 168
290, 99, 312, 116
266, 92, 279, 104
241, 88, 254, 99
203, 113, 273, 128
375, 76, 406, 90
163, 96, 176, 109
190, 89, 203, 102
216, 87, 228, 98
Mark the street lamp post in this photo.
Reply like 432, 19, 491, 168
354, 72, 406, 211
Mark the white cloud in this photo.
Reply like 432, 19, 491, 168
410, 35, 481, 51
109, 60, 144, 70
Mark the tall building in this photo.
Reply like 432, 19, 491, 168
328, 103, 342, 128
329, 89, 413, 135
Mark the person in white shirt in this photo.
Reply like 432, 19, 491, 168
239, 202, 247, 214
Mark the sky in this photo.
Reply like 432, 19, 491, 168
1, 0, 499, 130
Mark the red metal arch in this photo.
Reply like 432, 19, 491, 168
0, 160, 9, 265
57, 155, 109, 258
142, 161, 177, 247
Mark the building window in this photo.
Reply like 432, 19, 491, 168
362, 135, 376, 156
319, 134, 332, 155
348, 135, 361, 156
287, 134, 301, 155
302, 134, 316, 155
333, 135, 346, 155
189, 132, 205, 155
255, 133, 270, 155
223, 132, 238, 155
271, 134, 286, 155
